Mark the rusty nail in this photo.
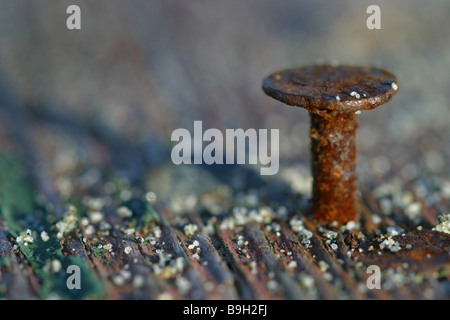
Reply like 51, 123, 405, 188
262, 64, 399, 226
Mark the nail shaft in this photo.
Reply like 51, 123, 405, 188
262, 64, 398, 226
310, 111, 359, 224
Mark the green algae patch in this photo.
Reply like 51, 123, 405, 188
19, 235, 105, 299
0, 256, 11, 268
0, 155, 106, 299
123, 197, 160, 234
0, 157, 34, 236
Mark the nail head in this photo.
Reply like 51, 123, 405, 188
262, 64, 398, 114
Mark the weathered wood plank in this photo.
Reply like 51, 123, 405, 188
0, 74, 449, 300
0, 224, 36, 299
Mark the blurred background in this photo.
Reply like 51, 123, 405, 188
2, 1, 450, 301
0, 0, 449, 207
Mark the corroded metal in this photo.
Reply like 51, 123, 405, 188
262, 64, 399, 225
261, 65, 398, 114
310, 111, 359, 224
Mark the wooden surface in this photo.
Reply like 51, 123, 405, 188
0, 76, 449, 300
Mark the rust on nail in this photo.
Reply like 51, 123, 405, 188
262, 64, 399, 226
